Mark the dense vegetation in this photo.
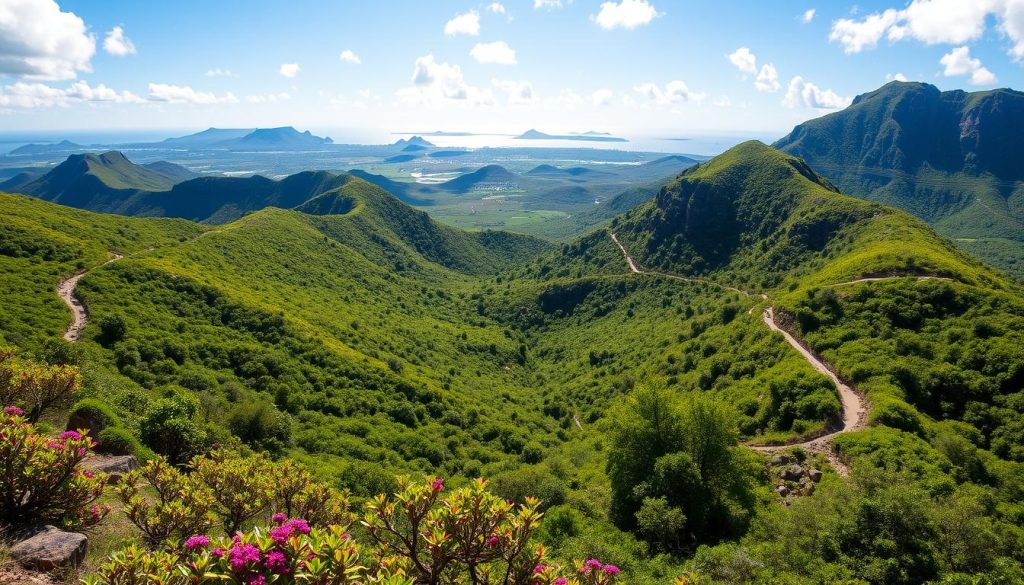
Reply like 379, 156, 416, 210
1, 140, 1023, 583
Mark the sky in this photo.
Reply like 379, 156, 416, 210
2, 0, 1024, 141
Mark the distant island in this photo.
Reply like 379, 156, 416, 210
515, 129, 628, 143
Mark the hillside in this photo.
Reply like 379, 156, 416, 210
775, 81, 1024, 277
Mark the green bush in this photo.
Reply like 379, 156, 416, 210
67, 398, 120, 434
96, 426, 151, 459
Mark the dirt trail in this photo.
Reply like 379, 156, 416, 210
57, 253, 124, 342
608, 232, 869, 475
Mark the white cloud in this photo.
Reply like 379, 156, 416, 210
205, 68, 236, 78
148, 83, 238, 104
493, 79, 535, 104
634, 80, 704, 104
713, 95, 733, 107
886, 72, 909, 81
592, 88, 614, 106
534, 0, 565, 8
829, 9, 902, 53
445, 10, 480, 36
401, 54, 493, 105
470, 41, 517, 65
593, 0, 660, 30
754, 63, 780, 92
487, 3, 506, 15
940, 46, 998, 85
279, 63, 300, 78
0, 80, 142, 108
802, 8, 816, 23
103, 26, 136, 57
245, 92, 290, 104
727, 47, 758, 75
0, 0, 95, 80
782, 76, 851, 109
339, 50, 361, 64
830, 1, 1021, 59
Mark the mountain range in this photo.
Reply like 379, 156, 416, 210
775, 81, 1024, 277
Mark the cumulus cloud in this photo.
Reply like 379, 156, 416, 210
279, 63, 300, 78
534, 0, 565, 8
593, 0, 660, 30
0, 80, 142, 108
727, 47, 758, 75
940, 46, 997, 85
782, 76, 851, 109
487, 3, 506, 14
401, 54, 493, 105
754, 63, 780, 92
470, 41, 517, 65
886, 72, 909, 81
493, 79, 535, 104
339, 50, 361, 64
445, 10, 480, 36
0, 0, 95, 80
245, 92, 290, 104
830, 0, 1024, 60
592, 88, 614, 106
205, 68, 236, 78
148, 83, 238, 104
103, 26, 136, 56
802, 8, 816, 23
633, 80, 704, 104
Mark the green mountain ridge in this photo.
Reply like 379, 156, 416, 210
775, 81, 1024, 277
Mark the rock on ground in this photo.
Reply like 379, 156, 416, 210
9, 526, 87, 570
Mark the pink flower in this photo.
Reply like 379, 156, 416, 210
60, 430, 82, 441
486, 536, 500, 548
432, 477, 445, 492
533, 564, 547, 575
582, 559, 603, 572
249, 577, 265, 585
554, 579, 568, 585
602, 564, 620, 575
84, 471, 94, 479
264, 550, 289, 574
272, 513, 287, 524
228, 543, 261, 572
211, 548, 226, 558
184, 535, 210, 550
288, 518, 310, 535
4, 406, 23, 416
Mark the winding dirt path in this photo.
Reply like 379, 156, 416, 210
58, 253, 123, 342
608, 231, 868, 475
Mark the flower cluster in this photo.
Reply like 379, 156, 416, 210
0, 407, 107, 528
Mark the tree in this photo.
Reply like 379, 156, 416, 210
98, 314, 128, 345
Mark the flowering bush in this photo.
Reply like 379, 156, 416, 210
0, 349, 82, 423
0, 407, 108, 528
193, 448, 277, 535
86, 475, 618, 585
272, 459, 353, 528
117, 456, 218, 546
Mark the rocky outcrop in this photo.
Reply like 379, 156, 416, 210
80, 454, 137, 483
9, 526, 87, 570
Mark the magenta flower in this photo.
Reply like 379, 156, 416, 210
228, 543, 261, 572
432, 477, 445, 492
533, 564, 547, 575
486, 536, 500, 548
4, 406, 23, 416
84, 471, 94, 479
288, 518, 310, 535
264, 550, 289, 574
211, 548, 226, 558
60, 430, 82, 441
272, 513, 287, 525
582, 558, 603, 572
249, 576, 265, 585
602, 564, 620, 575
554, 579, 568, 585
184, 535, 210, 550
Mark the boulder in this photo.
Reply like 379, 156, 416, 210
81, 454, 137, 483
781, 464, 805, 481
809, 468, 823, 482
10, 526, 87, 570
770, 454, 788, 466
776, 485, 790, 497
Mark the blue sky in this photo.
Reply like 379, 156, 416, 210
2, 0, 1024, 139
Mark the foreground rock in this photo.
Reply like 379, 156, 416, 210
9, 526, 87, 570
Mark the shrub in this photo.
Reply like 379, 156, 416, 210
0, 407, 109, 528
0, 354, 82, 423
67, 398, 120, 434
193, 449, 276, 535
98, 314, 128, 345
227, 401, 291, 453
117, 457, 217, 546
139, 395, 207, 464
272, 460, 352, 528
96, 426, 149, 458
